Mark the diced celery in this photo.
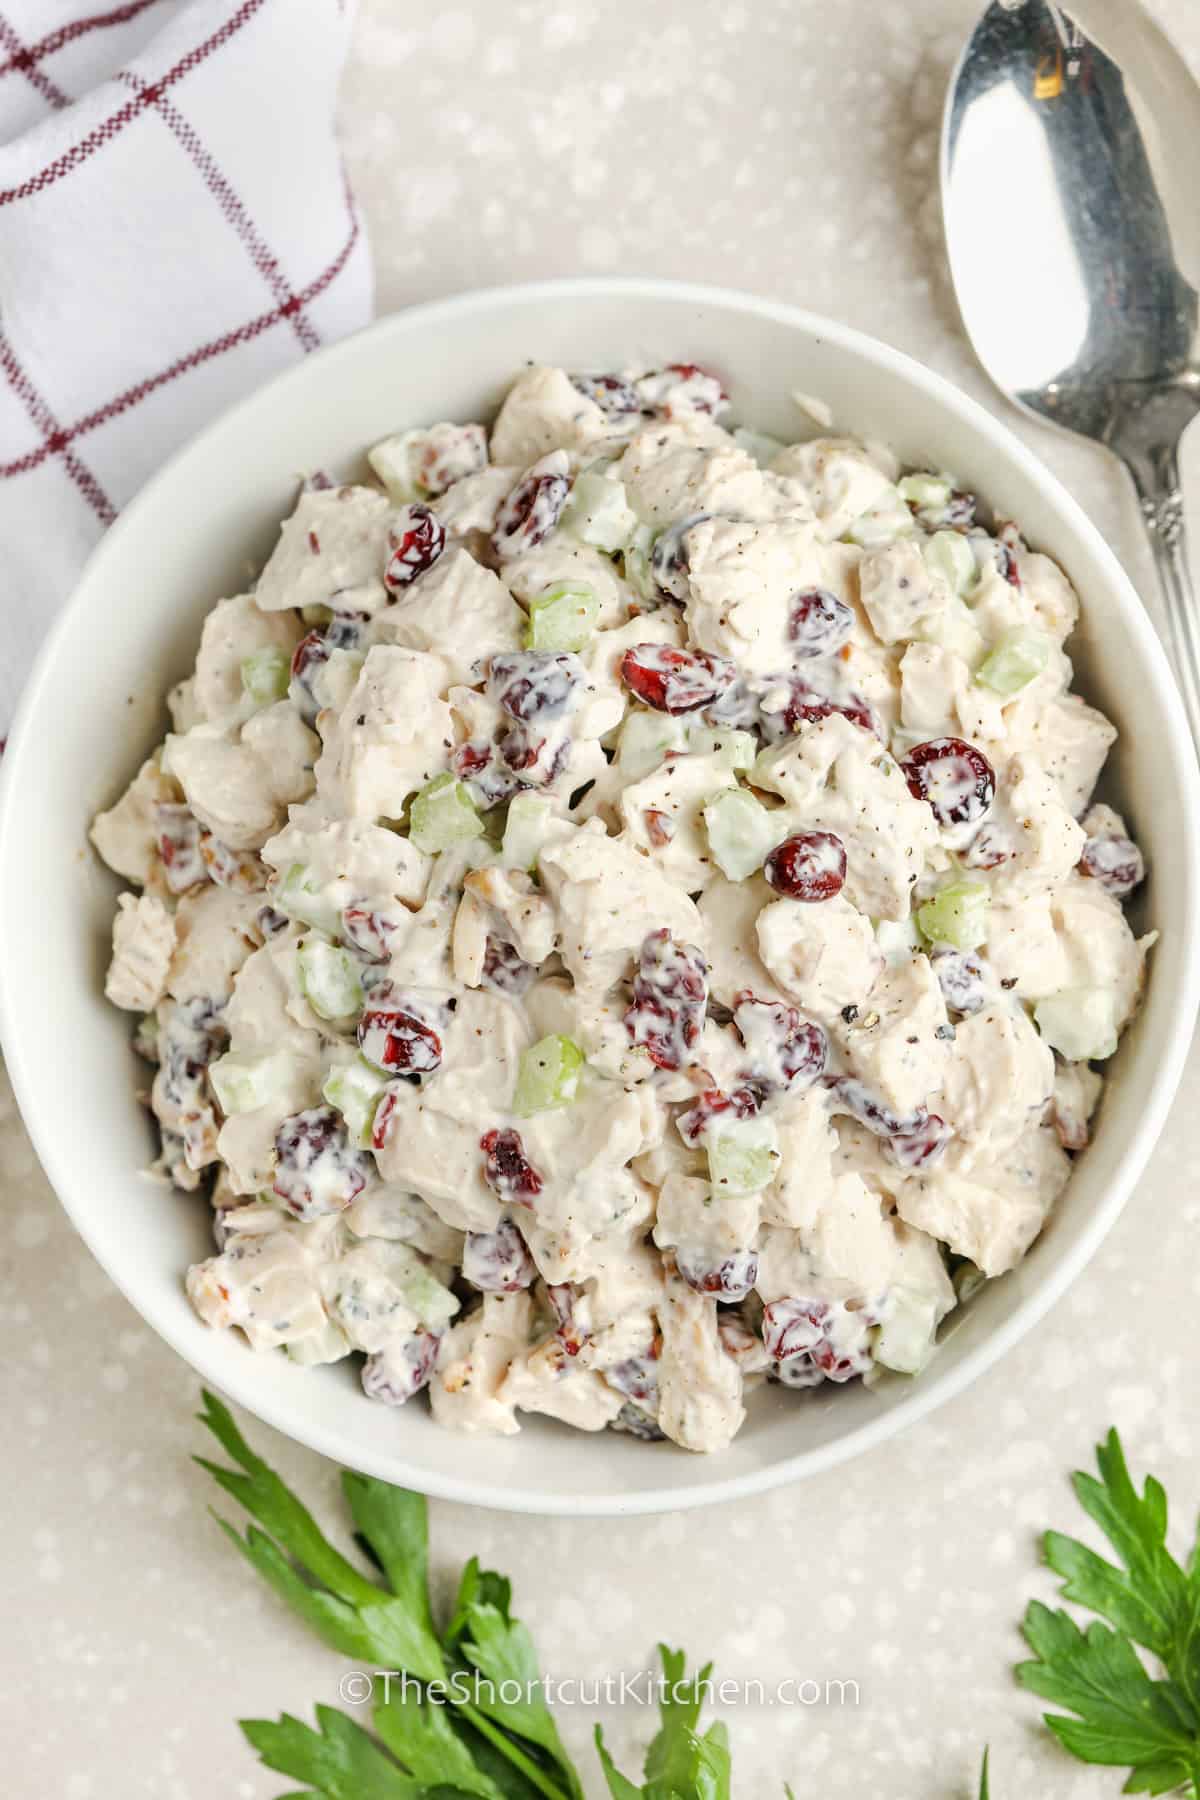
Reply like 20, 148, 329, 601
561, 464, 636, 547
240, 646, 291, 707
273, 862, 341, 936
975, 629, 1051, 695
409, 773, 485, 854
561, 469, 638, 553
502, 792, 555, 870
898, 473, 952, 512
623, 523, 659, 600
1034, 988, 1119, 1062
524, 582, 600, 653
513, 1033, 585, 1117
733, 426, 786, 467
873, 1287, 939, 1375
209, 1048, 292, 1116
617, 710, 687, 781
285, 1318, 353, 1365
686, 725, 757, 770
395, 1255, 461, 1330
706, 1114, 780, 1196
703, 788, 777, 882
843, 485, 915, 549
917, 881, 991, 950
322, 1055, 389, 1147
297, 936, 365, 1020
924, 529, 977, 597
367, 430, 422, 504
914, 596, 986, 667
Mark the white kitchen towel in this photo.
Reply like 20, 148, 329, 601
0, 0, 373, 738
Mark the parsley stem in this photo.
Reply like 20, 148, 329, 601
453, 1699, 570, 1800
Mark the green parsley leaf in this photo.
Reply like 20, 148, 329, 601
373, 1689, 506, 1799
594, 1727, 645, 1799
445, 1557, 514, 1647
197, 1392, 444, 1682
1016, 1428, 1200, 1796
240, 1704, 420, 1799
457, 1601, 583, 1798
978, 1747, 989, 1800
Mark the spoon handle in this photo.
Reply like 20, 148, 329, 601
1122, 440, 1200, 753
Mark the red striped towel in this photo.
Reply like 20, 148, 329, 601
0, 0, 373, 735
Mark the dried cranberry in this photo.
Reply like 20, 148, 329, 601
450, 740, 521, 809
732, 993, 828, 1088
361, 1330, 441, 1405
462, 1219, 536, 1292
905, 486, 976, 529
675, 1246, 759, 1300
960, 823, 1013, 870
489, 650, 582, 723
272, 1106, 369, 1221
156, 803, 208, 894
620, 643, 734, 714
885, 1112, 951, 1169
324, 609, 369, 652
546, 1282, 589, 1355
1079, 833, 1144, 899
612, 1401, 666, 1440
199, 834, 264, 892
677, 1083, 762, 1144
788, 588, 853, 658
704, 677, 764, 734
606, 1344, 660, 1407
931, 947, 986, 1016
761, 1296, 875, 1383
480, 1127, 543, 1204
481, 935, 536, 996
499, 727, 571, 790
638, 363, 728, 417
570, 372, 641, 415
650, 513, 710, 600
358, 986, 444, 1075
289, 630, 332, 724
900, 736, 996, 827
417, 422, 488, 497
384, 502, 446, 592
824, 1074, 928, 1139
994, 540, 1022, 586
492, 452, 570, 560
342, 906, 398, 964
764, 830, 847, 902
369, 1082, 408, 1151
771, 677, 878, 739
624, 929, 708, 1071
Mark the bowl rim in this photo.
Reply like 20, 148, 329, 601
4, 274, 1199, 1515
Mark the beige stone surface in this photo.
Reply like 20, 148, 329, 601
5, 1, 1200, 1793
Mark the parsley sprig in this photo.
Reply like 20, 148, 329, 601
1018, 1428, 1200, 1796
198, 1389, 747, 1800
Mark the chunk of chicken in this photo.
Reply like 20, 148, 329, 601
105, 893, 176, 1012
754, 714, 938, 919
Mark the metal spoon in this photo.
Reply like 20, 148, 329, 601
942, 0, 1200, 744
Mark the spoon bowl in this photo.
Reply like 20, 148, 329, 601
943, 0, 1200, 740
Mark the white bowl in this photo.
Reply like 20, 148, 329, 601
3, 278, 1198, 1515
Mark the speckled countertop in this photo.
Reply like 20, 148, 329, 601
6, 1, 1200, 1794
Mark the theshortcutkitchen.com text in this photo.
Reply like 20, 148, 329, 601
337, 1669, 861, 1710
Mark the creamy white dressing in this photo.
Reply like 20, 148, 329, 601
92, 363, 1151, 1454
